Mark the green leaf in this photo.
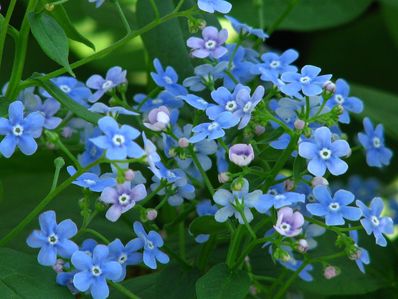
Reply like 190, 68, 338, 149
111, 273, 159, 299
196, 263, 250, 299
189, 216, 228, 236
293, 156, 306, 181
155, 264, 201, 299
136, 0, 194, 79
33, 77, 101, 124
380, 2, 398, 49
0, 248, 73, 298
230, 0, 373, 31
28, 12, 73, 75
49, 5, 96, 50
0, 96, 12, 117
350, 83, 398, 138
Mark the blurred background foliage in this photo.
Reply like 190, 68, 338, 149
1, 0, 398, 298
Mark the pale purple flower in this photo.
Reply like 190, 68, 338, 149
274, 207, 304, 237
187, 26, 228, 59
229, 143, 254, 166
197, 0, 232, 13
143, 106, 170, 131
100, 182, 147, 222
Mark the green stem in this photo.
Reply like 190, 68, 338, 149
0, 159, 102, 247
304, 216, 362, 233
114, 0, 131, 34
226, 225, 244, 268
109, 281, 141, 299
174, 0, 186, 12
178, 206, 186, 260
17, 7, 196, 92
0, 14, 19, 42
80, 228, 110, 244
50, 157, 65, 191
139, 181, 167, 206
54, 137, 81, 169
0, 0, 18, 71
240, 211, 256, 240
149, 0, 160, 19
267, 0, 300, 35
6, 0, 40, 99
190, 146, 215, 195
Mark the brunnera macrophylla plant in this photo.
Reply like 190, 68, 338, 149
0, 0, 395, 298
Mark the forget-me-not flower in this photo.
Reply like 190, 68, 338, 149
349, 230, 370, 273
27, 210, 78, 266
225, 16, 268, 40
151, 58, 186, 95
187, 26, 228, 59
67, 166, 116, 192
183, 62, 228, 92
358, 117, 393, 168
356, 197, 394, 247
299, 126, 350, 176
274, 207, 304, 237
306, 186, 362, 226
0, 101, 45, 158
258, 190, 305, 212
197, 0, 232, 14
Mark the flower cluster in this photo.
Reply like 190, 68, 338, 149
3, 0, 392, 298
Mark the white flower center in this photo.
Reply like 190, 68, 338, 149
102, 80, 113, 89
112, 134, 125, 146
118, 193, 131, 205
319, 148, 332, 160
372, 137, 381, 148
371, 215, 380, 226
83, 179, 96, 185
163, 76, 173, 85
268, 189, 278, 196
243, 102, 252, 113
207, 122, 219, 131
91, 265, 102, 277
300, 76, 311, 84
152, 98, 163, 105
225, 100, 237, 112
274, 194, 286, 201
335, 94, 345, 105
280, 223, 291, 232
84, 251, 92, 257
167, 171, 176, 179
307, 194, 316, 202
59, 84, 71, 93
205, 40, 217, 50
12, 124, 24, 136
328, 202, 340, 211
270, 60, 281, 69
118, 253, 128, 264
48, 234, 58, 245
146, 240, 155, 250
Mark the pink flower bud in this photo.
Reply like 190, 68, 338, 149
178, 137, 190, 148
323, 80, 336, 93
61, 127, 73, 138
324, 265, 340, 279
255, 125, 266, 136
146, 209, 158, 221
249, 286, 257, 296
311, 176, 329, 187
229, 144, 254, 167
124, 169, 135, 181
294, 119, 305, 130
52, 259, 65, 273
284, 179, 295, 191
218, 172, 230, 183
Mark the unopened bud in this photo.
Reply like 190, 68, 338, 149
273, 247, 291, 262
124, 169, 135, 181
255, 125, 266, 136
231, 177, 245, 191
244, 256, 250, 264
62, 127, 73, 138
54, 157, 65, 169
52, 259, 65, 273
296, 239, 309, 253
323, 81, 336, 94
178, 137, 190, 148
229, 144, 254, 167
146, 209, 158, 221
303, 127, 312, 138
294, 119, 305, 130
284, 179, 295, 191
324, 265, 340, 280
249, 285, 257, 296
348, 246, 362, 261
45, 3, 55, 11
311, 176, 329, 187
218, 172, 230, 183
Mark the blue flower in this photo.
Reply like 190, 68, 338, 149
358, 117, 393, 168
27, 210, 78, 266
189, 111, 239, 143
326, 79, 363, 124
257, 191, 305, 213
299, 127, 350, 176
226, 16, 268, 40
213, 178, 263, 224
306, 186, 362, 226
349, 230, 370, 273
107, 239, 143, 281
151, 59, 187, 95
183, 62, 228, 92
194, 200, 218, 243
80, 239, 98, 255
90, 116, 144, 160
253, 49, 299, 82
197, 0, 232, 13
67, 166, 116, 192
179, 94, 210, 110
280, 65, 332, 97
234, 85, 264, 129
41, 76, 92, 107
88, 0, 105, 8
0, 101, 45, 158
356, 197, 394, 247
133, 91, 183, 112
132, 222, 169, 269
346, 175, 380, 203
216, 146, 228, 173
71, 244, 122, 299
187, 26, 228, 59
89, 103, 138, 116
79, 128, 104, 174
86, 66, 127, 102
